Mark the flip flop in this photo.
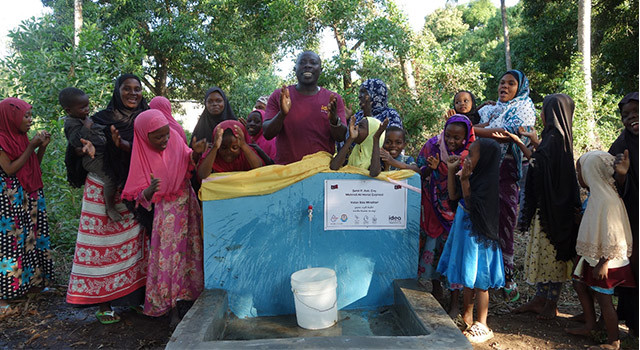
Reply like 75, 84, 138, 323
0, 304, 10, 315
95, 310, 120, 324
504, 282, 520, 302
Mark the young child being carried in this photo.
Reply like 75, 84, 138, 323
380, 126, 418, 172
566, 150, 635, 350
444, 90, 487, 125
60, 87, 122, 222
330, 116, 388, 177
436, 138, 504, 344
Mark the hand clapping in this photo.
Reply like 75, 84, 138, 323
191, 136, 207, 154
426, 153, 440, 170
280, 85, 291, 116
447, 155, 461, 171
614, 149, 630, 177
459, 157, 472, 180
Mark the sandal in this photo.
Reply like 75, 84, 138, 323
504, 282, 520, 302
453, 314, 471, 331
95, 310, 121, 324
0, 304, 11, 315
463, 321, 494, 344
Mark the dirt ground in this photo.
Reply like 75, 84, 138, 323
0, 233, 637, 349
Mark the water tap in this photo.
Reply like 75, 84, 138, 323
308, 205, 313, 222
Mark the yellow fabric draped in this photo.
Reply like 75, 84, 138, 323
199, 151, 416, 201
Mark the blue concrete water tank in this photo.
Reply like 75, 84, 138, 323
202, 171, 421, 318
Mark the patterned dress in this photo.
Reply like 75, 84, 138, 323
524, 214, 573, 284
0, 168, 53, 300
66, 174, 148, 305
141, 179, 204, 317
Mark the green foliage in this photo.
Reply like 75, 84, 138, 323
423, 6, 469, 44
557, 54, 622, 154
516, 0, 638, 96
228, 68, 283, 118
460, 0, 495, 29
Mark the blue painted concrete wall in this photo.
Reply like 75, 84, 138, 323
202, 172, 421, 318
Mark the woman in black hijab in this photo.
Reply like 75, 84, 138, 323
66, 74, 149, 324
515, 94, 582, 320
93, 74, 150, 186
609, 92, 638, 336
191, 87, 237, 144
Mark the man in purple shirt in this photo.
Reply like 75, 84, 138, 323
263, 51, 347, 164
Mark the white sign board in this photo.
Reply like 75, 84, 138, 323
324, 179, 407, 230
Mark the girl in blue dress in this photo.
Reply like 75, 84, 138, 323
436, 138, 504, 344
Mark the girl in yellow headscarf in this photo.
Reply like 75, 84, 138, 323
330, 116, 388, 177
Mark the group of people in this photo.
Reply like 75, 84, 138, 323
416, 74, 637, 348
0, 50, 636, 349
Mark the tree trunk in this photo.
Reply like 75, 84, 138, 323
155, 57, 169, 97
578, 0, 597, 147
331, 25, 352, 91
399, 56, 417, 98
73, 0, 83, 48
500, 0, 512, 71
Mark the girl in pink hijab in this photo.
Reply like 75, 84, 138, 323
148, 96, 187, 143
121, 109, 207, 326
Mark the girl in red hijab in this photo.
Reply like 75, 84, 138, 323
0, 98, 54, 312
197, 120, 264, 179
121, 109, 207, 326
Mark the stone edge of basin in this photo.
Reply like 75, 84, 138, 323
166, 280, 471, 350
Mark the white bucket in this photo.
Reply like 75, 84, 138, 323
290, 267, 338, 330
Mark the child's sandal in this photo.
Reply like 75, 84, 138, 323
463, 321, 494, 344
504, 282, 520, 302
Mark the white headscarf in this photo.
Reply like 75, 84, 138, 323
576, 151, 633, 264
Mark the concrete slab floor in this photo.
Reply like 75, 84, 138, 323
166, 279, 472, 349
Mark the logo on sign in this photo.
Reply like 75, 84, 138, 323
394, 185, 402, 190
331, 184, 339, 190
388, 215, 402, 223
330, 215, 338, 222
340, 214, 348, 222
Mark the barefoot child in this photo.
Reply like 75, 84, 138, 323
416, 115, 475, 318
121, 109, 207, 325
330, 116, 388, 177
380, 126, 418, 172
60, 87, 123, 221
0, 98, 54, 314
566, 151, 635, 349
500, 94, 582, 320
197, 120, 265, 178
436, 138, 504, 344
